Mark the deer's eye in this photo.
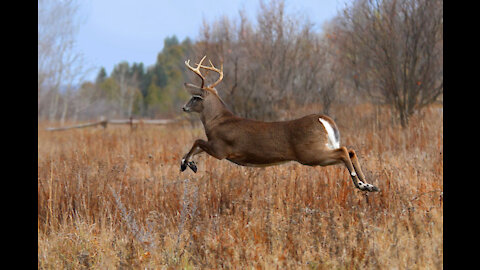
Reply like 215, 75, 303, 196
192, 95, 203, 100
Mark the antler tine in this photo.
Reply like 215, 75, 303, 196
185, 55, 207, 88
199, 59, 224, 89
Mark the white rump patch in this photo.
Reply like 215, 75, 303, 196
319, 118, 340, 150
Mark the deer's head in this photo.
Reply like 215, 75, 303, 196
182, 56, 224, 114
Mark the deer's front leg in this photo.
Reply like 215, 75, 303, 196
180, 139, 226, 173
180, 142, 203, 173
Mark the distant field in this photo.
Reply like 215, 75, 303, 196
38, 104, 443, 269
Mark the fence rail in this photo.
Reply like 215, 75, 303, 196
45, 118, 178, 131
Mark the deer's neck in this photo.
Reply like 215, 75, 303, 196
200, 97, 234, 132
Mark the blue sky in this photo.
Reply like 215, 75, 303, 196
77, 0, 349, 81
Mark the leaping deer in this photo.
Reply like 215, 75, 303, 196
180, 56, 379, 192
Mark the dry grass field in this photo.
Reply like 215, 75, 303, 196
38, 104, 443, 269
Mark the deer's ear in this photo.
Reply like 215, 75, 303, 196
184, 83, 205, 96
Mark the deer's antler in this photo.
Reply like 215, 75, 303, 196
199, 59, 223, 90
185, 56, 224, 94
185, 55, 207, 89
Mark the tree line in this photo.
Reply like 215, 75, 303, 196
38, 0, 442, 127
77, 36, 194, 120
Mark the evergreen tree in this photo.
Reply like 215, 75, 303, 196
145, 74, 162, 117
98, 77, 120, 102
163, 35, 179, 48
95, 67, 107, 85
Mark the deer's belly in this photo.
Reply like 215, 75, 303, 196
226, 154, 291, 167
227, 159, 290, 167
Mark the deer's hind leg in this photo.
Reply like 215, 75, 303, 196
310, 147, 378, 192
347, 149, 379, 192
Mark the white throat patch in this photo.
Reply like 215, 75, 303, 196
319, 118, 340, 150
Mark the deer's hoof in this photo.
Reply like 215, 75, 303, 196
358, 181, 380, 192
187, 161, 197, 173
180, 159, 187, 172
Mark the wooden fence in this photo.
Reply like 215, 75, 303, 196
45, 118, 178, 131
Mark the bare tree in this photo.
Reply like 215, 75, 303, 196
193, 0, 336, 121
332, 0, 443, 127
112, 62, 136, 117
38, 0, 90, 121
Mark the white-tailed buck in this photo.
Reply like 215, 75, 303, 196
180, 56, 379, 192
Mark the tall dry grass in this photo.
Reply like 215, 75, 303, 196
38, 104, 443, 269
